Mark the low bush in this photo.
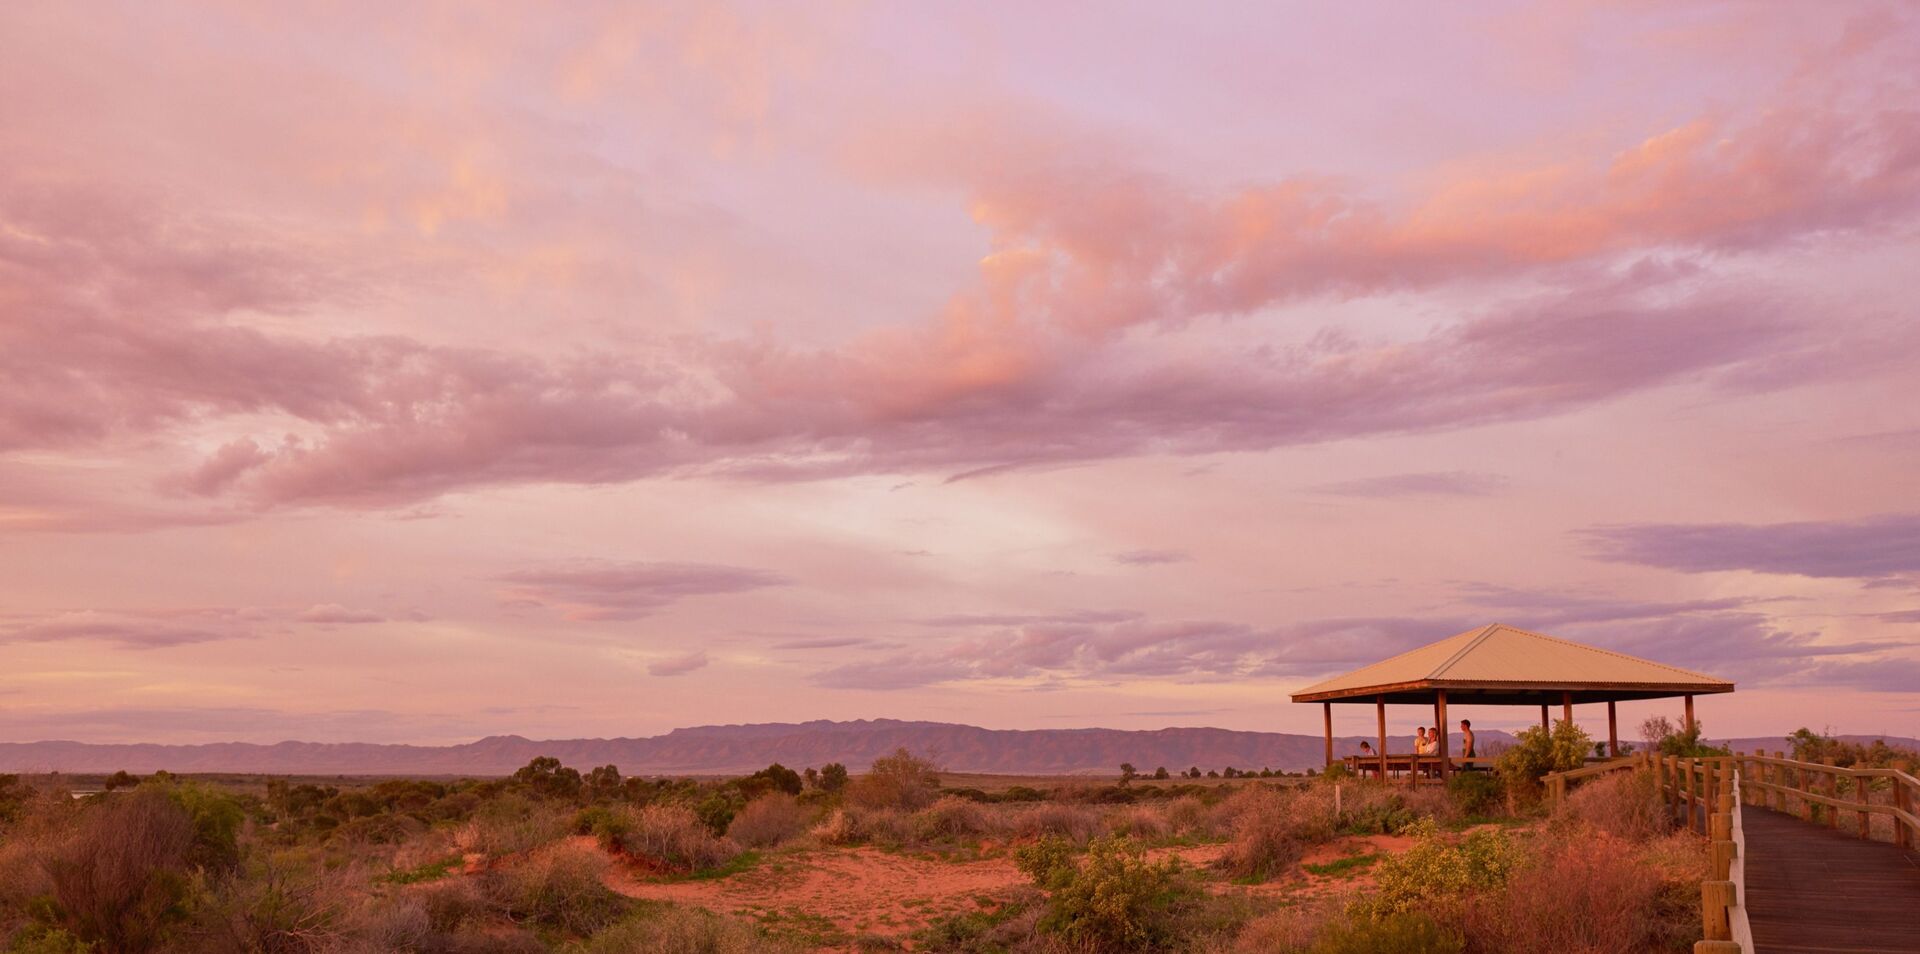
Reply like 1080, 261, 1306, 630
414, 877, 487, 933
188, 850, 355, 954
1355, 819, 1523, 921
912, 797, 991, 843
727, 794, 812, 848
1106, 805, 1171, 840
480, 842, 629, 936
1015, 835, 1193, 951
457, 794, 566, 859
1444, 771, 1503, 817
571, 905, 803, 954
611, 805, 742, 872
40, 787, 197, 952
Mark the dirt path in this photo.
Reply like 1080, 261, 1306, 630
596, 840, 1026, 944
591, 832, 1424, 947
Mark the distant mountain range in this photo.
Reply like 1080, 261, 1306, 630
0, 719, 1521, 776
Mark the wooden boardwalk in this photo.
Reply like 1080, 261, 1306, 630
1742, 806, 1920, 953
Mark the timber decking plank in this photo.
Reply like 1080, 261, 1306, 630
1742, 806, 1920, 953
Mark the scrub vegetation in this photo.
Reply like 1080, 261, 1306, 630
0, 743, 1718, 953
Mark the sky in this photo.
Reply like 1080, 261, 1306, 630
3, 1, 1919, 747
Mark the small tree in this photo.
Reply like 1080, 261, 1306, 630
513, 756, 584, 798
819, 763, 849, 793
847, 749, 941, 810
1119, 763, 1138, 784
103, 770, 138, 791
748, 763, 803, 796
1152, 767, 1170, 780
1186, 767, 1201, 779
802, 766, 819, 789
585, 764, 623, 799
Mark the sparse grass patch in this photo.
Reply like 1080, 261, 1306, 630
1302, 852, 1383, 878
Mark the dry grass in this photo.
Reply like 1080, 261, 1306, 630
1465, 832, 1687, 954
1013, 802, 1106, 843
574, 906, 804, 954
1213, 787, 1312, 882
1565, 771, 1666, 841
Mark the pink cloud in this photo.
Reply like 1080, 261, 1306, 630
497, 561, 788, 620
648, 651, 710, 677
297, 604, 386, 624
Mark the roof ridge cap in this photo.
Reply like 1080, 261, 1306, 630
1429, 623, 1501, 679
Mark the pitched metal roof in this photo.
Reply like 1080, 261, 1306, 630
1290, 623, 1735, 703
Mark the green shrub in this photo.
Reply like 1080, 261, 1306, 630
1495, 720, 1591, 805
1016, 835, 1191, 950
1342, 793, 1418, 835
4, 925, 92, 954
1445, 771, 1503, 817
1311, 911, 1463, 954
1356, 819, 1523, 919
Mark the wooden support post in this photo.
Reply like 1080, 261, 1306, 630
1561, 690, 1573, 727
1718, 760, 1733, 815
1895, 761, 1913, 850
1684, 694, 1695, 734
1701, 880, 1734, 941
1695, 943, 1742, 954
1772, 751, 1785, 812
1856, 774, 1870, 840
1540, 703, 1549, 731
1322, 702, 1333, 771
1375, 696, 1387, 782
1710, 811, 1730, 841
1823, 759, 1838, 828
1435, 689, 1450, 781
1607, 700, 1618, 757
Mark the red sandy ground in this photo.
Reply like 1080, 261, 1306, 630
591, 833, 1419, 948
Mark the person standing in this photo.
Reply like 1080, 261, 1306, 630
1414, 726, 1431, 755
1459, 719, 1477, 760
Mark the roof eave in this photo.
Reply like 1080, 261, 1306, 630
1290, 678, 1737, 704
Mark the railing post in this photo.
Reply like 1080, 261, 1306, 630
1717, 761, 1733, 815
1771, 750, 1784, 812
1896, 761, 1913, 851
1701, 880, 1734, 941
1822, 759, 1838, 829
1855, 772, 1870, 840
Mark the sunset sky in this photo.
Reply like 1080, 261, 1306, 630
4, 2, 1919, 747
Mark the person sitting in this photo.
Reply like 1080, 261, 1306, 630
1358, 740, 1379, 777
1413, 726, 1431, 755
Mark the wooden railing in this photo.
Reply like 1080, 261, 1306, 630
1728, 750, 1919, 848
1545, 749, 1920, 954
